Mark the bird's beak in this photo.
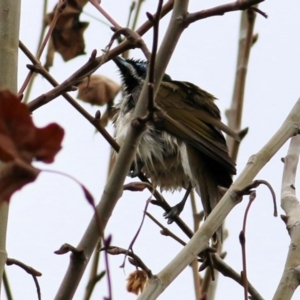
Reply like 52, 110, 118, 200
112, 56, 130, 73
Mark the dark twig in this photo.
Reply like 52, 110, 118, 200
190, 189, 202, 299
54, 243, 84, 256
6, 258, 42, 300
145, 212, 186, 246
105, 246, 152, 278
123, 182, 153, 192
32, 275, 42, 300
120, 198, 151, 269
103, 236, 113, 300
107, 27, 151, 60
239, 191, 256, 300
237, 179, 277, 217
186, 0, 266, 24
6, 258, 42, 277
249, 6, 268, 18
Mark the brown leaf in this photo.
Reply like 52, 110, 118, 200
0, 160, 40, 202
77, 75, 120, 106
45, 3, 89, 61
0, 90, 64, 164
0, 89, 64, 202
126, 270, 148, 295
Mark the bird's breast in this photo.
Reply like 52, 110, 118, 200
114, 109, 190, 191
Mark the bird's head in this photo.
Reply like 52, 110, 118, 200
113, 56, 172, 95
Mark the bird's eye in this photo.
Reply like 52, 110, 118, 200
135, 62, 147, 76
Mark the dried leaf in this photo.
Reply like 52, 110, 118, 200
77, 75, 120, 106
0, 89, 64, 202
0, 90, 64, 163
45, 2, 89, 61
126, 270, 148, 295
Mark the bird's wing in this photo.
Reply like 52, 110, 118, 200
155, 82, 236, 174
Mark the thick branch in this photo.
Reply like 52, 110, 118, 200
273, 135, 300, 300
0, 0, 20, 291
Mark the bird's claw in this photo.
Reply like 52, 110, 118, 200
163, 201, 185, 224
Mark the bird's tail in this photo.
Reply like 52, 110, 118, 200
186, 146, 222, 243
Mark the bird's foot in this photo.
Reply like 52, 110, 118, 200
163, 201, 186, 224
128, 168, 140, 178
128, 160, 144, 178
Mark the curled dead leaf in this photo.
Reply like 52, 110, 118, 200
77, 75, 120, 106
45, 1, 89, 63
126, 270, 148, 295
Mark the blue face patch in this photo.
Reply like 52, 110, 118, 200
134, 62, 147, 77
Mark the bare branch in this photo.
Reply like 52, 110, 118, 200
186, 0, 265, 24
273, 135, 300, 300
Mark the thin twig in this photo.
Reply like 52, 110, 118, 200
105, 246, 152, 278
126, 1, 136, 28
131, 0, 145, 30
23, 0, 48, 103
89, 0, 122, 29
190, 189, 202, 300
145, 212, 186, 246
6, 258, 42, 300
2, 269, 13, 300
18, 0, 67, 96
120, 199, 151, 269
240, 191, 256, 299
186, 0, 265, 24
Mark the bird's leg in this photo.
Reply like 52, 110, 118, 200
128, 159, 144, 178
164, 184, 192, 224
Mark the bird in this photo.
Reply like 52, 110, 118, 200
112, 56, 238, 241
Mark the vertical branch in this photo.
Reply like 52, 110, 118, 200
273, 135, 300, 300
190, 190, 202, 299
226, 9, 257, 161
23, 0, 49, 103
0, 0, 21, 291
207, 11, 258, 298
131, 0, 145, 31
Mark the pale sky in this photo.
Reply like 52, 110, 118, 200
4, 1, 300, 299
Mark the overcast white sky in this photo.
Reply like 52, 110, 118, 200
3, 0, 300, 299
